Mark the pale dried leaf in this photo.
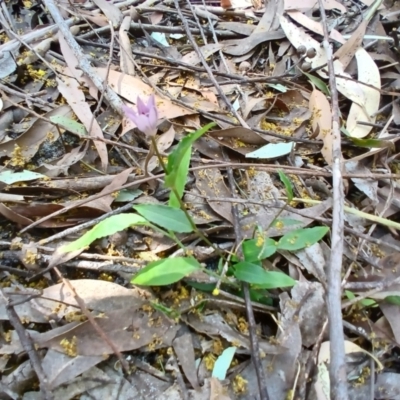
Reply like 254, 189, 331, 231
119, 16, 136, 75
57, 69, 108, 169
91, 0, 123, 28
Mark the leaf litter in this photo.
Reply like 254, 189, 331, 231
1, 0, 400, 399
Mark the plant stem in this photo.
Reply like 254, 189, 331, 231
150, 136, 224, 257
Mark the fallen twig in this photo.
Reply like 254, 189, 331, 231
42, 0, 124, 114
0, 288, 54, 400
318, 1, 348, 398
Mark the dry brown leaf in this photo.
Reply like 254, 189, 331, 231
119, 15, 136, 76
210, 378, 232, 400
36, 306, 179, 356
334, 20, 367, 69
91, 0, 123, 28
346, 48, 381, 138
58, 33, 98, 100
57, 68, 108, 169
309, 89, 333, 165
0, 104, 72, 162
284, 0, 346, 13
42, 349, 104, 390
99, 69, 193, 134
172, 334, 200, 390
81, 167, 134, 213
282, 13, 380, 138
181, 43, 223, 66
39, 143, 88, 178
208, 127, 268, 156
186, 312, 286, 355
77, 9, 109, 27
194, 168, 233, 224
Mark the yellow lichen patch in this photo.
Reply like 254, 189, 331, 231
237, 317, 249, 335
212, 339, 225, 356
65, 311, 87, 323
233, 375, 248, 394
60, 336, 78, 357
26, 65, 47, 81
23, 250, 37, 265
260, 121, 278, 131
231, 138, 248, 149
255, 232, 264, 247
203, 353, 216, 370
9, 145, 26, 168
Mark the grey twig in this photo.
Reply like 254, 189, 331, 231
42, 0, 124, 114
0, 288, 54, 400
174, 0, 249, 128
317, 1, 348, 399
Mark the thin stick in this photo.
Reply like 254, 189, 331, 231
318, 0, 348, 398
42, 0, 124, 113
0, 288, 54, 400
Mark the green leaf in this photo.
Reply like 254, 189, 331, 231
114, 189, 142, 202
212, 347, 236, 380
345, 290, 355, 300
186, 281, 217, 292
62, 214, 148, 252
348, 137, 394, 150
133, 204, 193, 233
245, 142, 294, 159
302, 71, 330, 95
278, 170, 293, 202
165, 123, 215, 188
50, 116, 88, 137
0, 170, 46, 184
168, 144, 191, 208
346, 290, 376, 307
242, 237, 277, 262
266, 83, 287, 93
150, 301, 180, 319
385, 295, 400, 305
234, 261, 295, 288
277, 226, 329, 251
131, 257, 202, 285
254, 271, 296, 289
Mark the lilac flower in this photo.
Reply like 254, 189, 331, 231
123, 94, 158, 137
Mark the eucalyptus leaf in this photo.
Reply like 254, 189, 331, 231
212, 347, 236, 380
50, 116, 87, 137
114, 189, 142, 202
245, 142, 294, 159
303, 71, 330, 95
0, 170, 46, 184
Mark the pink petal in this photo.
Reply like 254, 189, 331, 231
136, 96, 149, 115
122, 105, 138, 122
135, 114, 151, 132
148, 106, 158, 126
147, 94, 156, 111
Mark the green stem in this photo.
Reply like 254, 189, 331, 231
150, 136, 224, 257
